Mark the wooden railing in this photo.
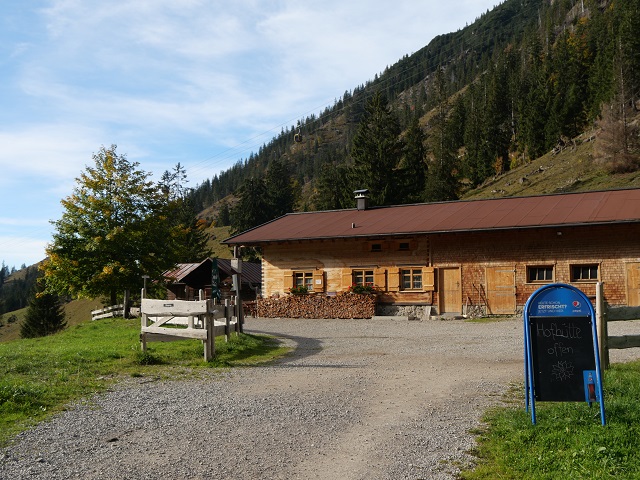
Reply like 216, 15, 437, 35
91, 304, 124, 321
595, 282, 640, 369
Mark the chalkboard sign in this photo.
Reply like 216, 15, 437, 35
523, 283, 605, 425
529, 316, 595, 401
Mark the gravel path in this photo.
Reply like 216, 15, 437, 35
1, 317, 638, 480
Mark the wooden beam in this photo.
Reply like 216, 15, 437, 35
606, 306, 640, 321
141, 326, 208, 340
608, 335, 640, 349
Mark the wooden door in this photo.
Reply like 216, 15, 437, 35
626, 263, 640, 306
486, 266, 516, 314
439, 267, 461, 314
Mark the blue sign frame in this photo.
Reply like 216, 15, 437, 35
524, 283, 605, 425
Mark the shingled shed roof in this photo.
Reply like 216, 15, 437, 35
224, 188, 640, 245
164, 258, 261, 286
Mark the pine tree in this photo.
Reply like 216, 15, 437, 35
314, 162, 352, 210
425, 68, 459, 202
462, 83, 488, 185
265, 158, 295, 217
217, 201, 231, 226
399, 116, 428, 203
21, 279, 66, 338
350, 92, 404, 206
169, 196, 212, 263
230, 178, 271, 233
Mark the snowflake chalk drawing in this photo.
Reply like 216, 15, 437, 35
551, 361, 575, 381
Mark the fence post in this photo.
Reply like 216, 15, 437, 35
224, 299, 230, 342
140, 288, 148, 352
595, 282, 609, 370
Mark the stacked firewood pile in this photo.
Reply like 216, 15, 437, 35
256, 293, 377, 319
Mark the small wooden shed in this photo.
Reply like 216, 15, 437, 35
164, 258, 261, 302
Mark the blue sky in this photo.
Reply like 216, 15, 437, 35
0, 0, 498, 269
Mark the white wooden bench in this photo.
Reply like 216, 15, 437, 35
140, 298, 235, 361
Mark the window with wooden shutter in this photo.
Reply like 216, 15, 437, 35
352, 269, 374, 286
401, 268, 423, 290
294, 271, 314, 290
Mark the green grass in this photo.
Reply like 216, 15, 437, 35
0, 318, 289, 446
461, 361, 640, 479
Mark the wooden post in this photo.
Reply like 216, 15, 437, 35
224, 299, 230, 342
124, 289, 130, 318
595, 282, 609, 370
234, 298, 240, 335
204, 314, 213, 361
140, 288, 148, 352
234, 275, 244, 333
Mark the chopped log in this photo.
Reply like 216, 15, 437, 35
256, 293, 377, 319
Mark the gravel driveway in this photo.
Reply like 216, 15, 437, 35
1, 316, 637, 479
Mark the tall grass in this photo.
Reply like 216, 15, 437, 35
0, 318, 288, 445
462, 361, 640, 479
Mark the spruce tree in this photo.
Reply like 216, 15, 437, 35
400, 116, 428, 203
265, 158, 295, 217
350, 91, 404, 206
425, 68, 459, 202
21, 280, 66, 338
216, 201, 231, 226
314, 162, 352, 210
230, 178, 271, 233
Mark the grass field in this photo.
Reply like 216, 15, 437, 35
0, 317, 289, 446
461, 360, 640, 479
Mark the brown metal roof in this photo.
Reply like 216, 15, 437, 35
224, 188, 640, 245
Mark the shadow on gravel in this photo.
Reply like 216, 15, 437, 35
248, 330, 324, 365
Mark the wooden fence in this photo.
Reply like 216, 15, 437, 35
91, 304, 124, 321
595, 282, 640, 369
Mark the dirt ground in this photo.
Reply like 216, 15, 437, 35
2, 316, 638, 479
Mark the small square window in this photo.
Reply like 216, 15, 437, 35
293, 271, 314, 290
571, 264, 599, 282
353, 269, 374, 286
371, 243, 382, 252
398, 242, 410, 251
401, 268, 422, 290
527, 266, 554, 283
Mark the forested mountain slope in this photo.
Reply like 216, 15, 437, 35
2, 0, 639, 316
191, 0, 639, 234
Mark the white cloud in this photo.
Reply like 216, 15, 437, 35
0, 124, 104, 185
0, 235, 48, 268
0, 0, 500, 267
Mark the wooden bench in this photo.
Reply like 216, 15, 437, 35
140, 298, 234, 361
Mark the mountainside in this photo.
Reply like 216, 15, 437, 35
464, 122, 640, 200
191, 0, 640, 228
2, 0, 640, 317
